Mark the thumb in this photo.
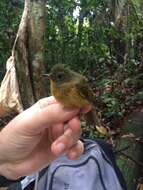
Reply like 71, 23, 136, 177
8, 97, 79, 133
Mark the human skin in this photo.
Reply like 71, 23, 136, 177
0, 97, 84, 180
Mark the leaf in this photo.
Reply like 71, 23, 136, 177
96, 125, 108, 135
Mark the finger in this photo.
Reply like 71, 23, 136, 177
7, 100, 79, 134
81, 105, 92, 113
68, 117, 81, 135
51, 123, 64, 140
67, 140, 84, 160
37, 96, 57, 108
35, 104, 79, 129
51, 117, 81, 156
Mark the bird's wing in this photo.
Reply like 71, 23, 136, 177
76, 77, 108, 135
75, 77, 96, 105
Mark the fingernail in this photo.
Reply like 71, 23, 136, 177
55, 143, 65, 154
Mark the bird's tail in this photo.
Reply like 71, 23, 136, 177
85, 107, 108, 135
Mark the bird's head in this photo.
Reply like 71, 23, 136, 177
47, 64, 73, 85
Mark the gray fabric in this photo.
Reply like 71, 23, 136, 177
36, 142, 123, 190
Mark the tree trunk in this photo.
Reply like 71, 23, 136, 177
13, 0, 47, 109
28, 0, 47, 100
116, 110, 143, 190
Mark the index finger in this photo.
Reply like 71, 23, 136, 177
7, 98, 79, 134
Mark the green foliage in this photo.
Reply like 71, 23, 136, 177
0, 0, 143, 129
0, 0, 22, 80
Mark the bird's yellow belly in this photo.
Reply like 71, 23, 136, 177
51, 82, 90, 108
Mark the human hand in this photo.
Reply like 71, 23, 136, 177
0, 97, 84, 179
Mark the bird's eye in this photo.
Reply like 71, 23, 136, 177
57, 73, 64, 81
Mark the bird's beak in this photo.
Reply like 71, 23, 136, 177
42, 73, 51, 79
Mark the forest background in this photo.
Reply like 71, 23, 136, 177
0, 0, 143, 189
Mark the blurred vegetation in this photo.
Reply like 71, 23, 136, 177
0, 0, 22, 81
0, 0, 143, 133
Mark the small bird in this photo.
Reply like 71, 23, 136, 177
44, 64, 107, 134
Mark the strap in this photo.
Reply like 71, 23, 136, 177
0, 175, 24, 187
95, 139, 127, 190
